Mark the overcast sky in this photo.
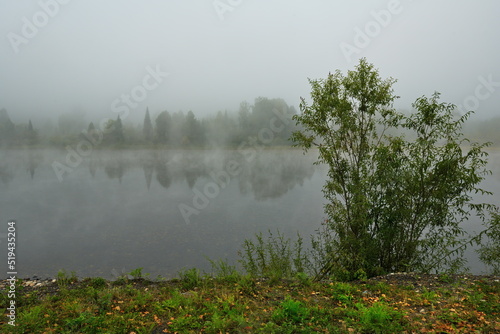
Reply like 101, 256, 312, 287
1, 0, 499, 125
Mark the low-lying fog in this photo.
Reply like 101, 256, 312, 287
0, 148, 499, 278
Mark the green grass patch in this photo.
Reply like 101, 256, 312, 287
0, 273, 498, 333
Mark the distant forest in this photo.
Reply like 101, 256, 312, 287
0, 97, 300, 149
0, 96, 499, 148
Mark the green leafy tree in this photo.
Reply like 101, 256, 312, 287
238, 101, 251, 129
478, 212, 500, 274
25, 119, 38, 145
0, 108, 16, 146
87, 122, 95, 133
292, 58, 495, 277
104, 116, 124, 145
183, 110, 204, 146
114, 115, 124, 143
155, 110, 171, 144
143, 108, 153, 142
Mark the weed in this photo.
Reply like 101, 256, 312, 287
56, 269, 77, 287
238, 230, 308, 281
1, 269, 497, 333
356, 302, 406, 333
438, 273, 453, 283
207, 258, 241, 283
438, 308, 465, 325
295, 272, 312, 286
64, 311, 101, 332
236, 275, 257, 295
129, 267, 149, 280
272, 296, 310, 325
88, 277, 107, 289
367, 281, 391, 295
178, 268, 201, 290
17, 305, 45, 332
111, 276, 128, 286
419, 287, 439, 305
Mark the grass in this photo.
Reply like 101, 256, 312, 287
0, 271, 498, 333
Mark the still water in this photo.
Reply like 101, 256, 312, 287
0, 148, 499, 279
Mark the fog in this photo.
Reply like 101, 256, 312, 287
1, 0, 499, 125
1, 148, 499, 278
1, 1, 500, 279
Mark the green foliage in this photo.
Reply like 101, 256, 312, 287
235, 275, 257, 295
437, 273, 453, 283
143, 108, 153, 142
57, 269, 78, 287
292, 58, 496, 278
129, 267, 148, 280
2, 272, 498, 333
355, 302, 406, 333
272, 296, 310, 325
178, 267, 202, 290
155, 110, 171, 143
88, 277, 107, 289
17, 305, 45, 332
103, 116, 125, 145
207, 258, 241, 283
295, 271, 312, 286
478, 211, 500, 274
329, 282, 358, 304
238, 230, 308, 281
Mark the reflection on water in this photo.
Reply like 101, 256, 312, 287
0, 149, 321, 279
0, 149, 315, 200
5, 148, 496, 200
0, 148, 498, 278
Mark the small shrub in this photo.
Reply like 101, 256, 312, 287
178, 268, 201, 290
478, 211, 500, 274
295, 272, 312, 286
236, 275, 257, 295
129, 267, 145, 279
57, 269, 77, 287
354, 302, 406, 333
89, 277, 107, 289
437, 273, 453, 283
238, 230, 309, 281
208, 258, 241, 282
272, 296, 310, 324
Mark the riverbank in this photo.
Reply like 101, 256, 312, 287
1, 272, 498, 333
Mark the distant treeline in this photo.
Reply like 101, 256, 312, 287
0, 97, 300, 149
1, 98, 499, 148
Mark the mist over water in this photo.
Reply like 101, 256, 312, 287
0, 148, 324, 279
0, 148, 499, 279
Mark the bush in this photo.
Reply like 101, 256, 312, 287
478, 211, 500, 274
178, 268, 202, 290
238, 230, 308, 281
292, 58, 497, 278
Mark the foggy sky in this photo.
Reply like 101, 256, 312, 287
1, 0, 499, 126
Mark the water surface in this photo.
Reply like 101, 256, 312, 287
0, 148, 498, 279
